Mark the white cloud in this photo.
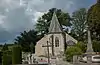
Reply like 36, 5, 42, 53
65, 1, 74, 10
33, 11, 44, 22
0, 0, 21, 9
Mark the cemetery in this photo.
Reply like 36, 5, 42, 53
0, 0, 100, 65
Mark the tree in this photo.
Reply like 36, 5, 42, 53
1, 43, 8, 51
75, 41, 86, 53
87, 0, 100, 40
71, 8, 87, 41
30, 42, 35, 53
92, 40, 100, 52
36, 8, 71, 35
65, 47, 82, 62
14, 30, 39, 52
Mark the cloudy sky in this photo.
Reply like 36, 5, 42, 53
0, 0, 96, 44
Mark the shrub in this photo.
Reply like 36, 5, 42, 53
0, 51, 3, 63
65, 47, 82, 62
75, 41, 86, 53
12, 45, 22, 64
2, 54, 8, 65
2, 51, 12, 65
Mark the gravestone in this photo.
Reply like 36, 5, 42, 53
13, 64, 48, 65
73, 55, 78, 64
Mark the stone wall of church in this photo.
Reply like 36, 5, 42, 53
48, 33, 64, 56
35, 33, 65, 57
35, 33, 77, 57
35, 35, 48, 56
66, 34, 77, 44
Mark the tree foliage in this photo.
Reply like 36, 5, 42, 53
1, 44, 12, 65
92, 40, 100, 52
14, 30, 39, 52
75, 40, 100, 53
87, 1, 100, 40
30, 42, 35, 53
65, 47, 82, 62
75, 41, 86, 53
1, 43, 8, 51
36, 8, 71, 35
71, 8, 87, 41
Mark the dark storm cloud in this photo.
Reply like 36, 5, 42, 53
3, 7, 34, 32
39, 0, 96, 13
0, 0, 96, 44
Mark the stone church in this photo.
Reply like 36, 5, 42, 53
35, 12, 77, 57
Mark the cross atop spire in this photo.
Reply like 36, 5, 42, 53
48, 12, 63, 33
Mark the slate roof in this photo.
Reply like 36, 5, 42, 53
66, 40, 75, 46
49, 12, 63, 33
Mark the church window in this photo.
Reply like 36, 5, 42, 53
55, 37, 59, 47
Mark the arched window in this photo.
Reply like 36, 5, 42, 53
55, 37, 59, 47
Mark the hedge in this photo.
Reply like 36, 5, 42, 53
12, 45, 22, 64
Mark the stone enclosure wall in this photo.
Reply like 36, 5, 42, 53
12, 64, 48, 65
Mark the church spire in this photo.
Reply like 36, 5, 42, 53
49, 12, 62, 33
